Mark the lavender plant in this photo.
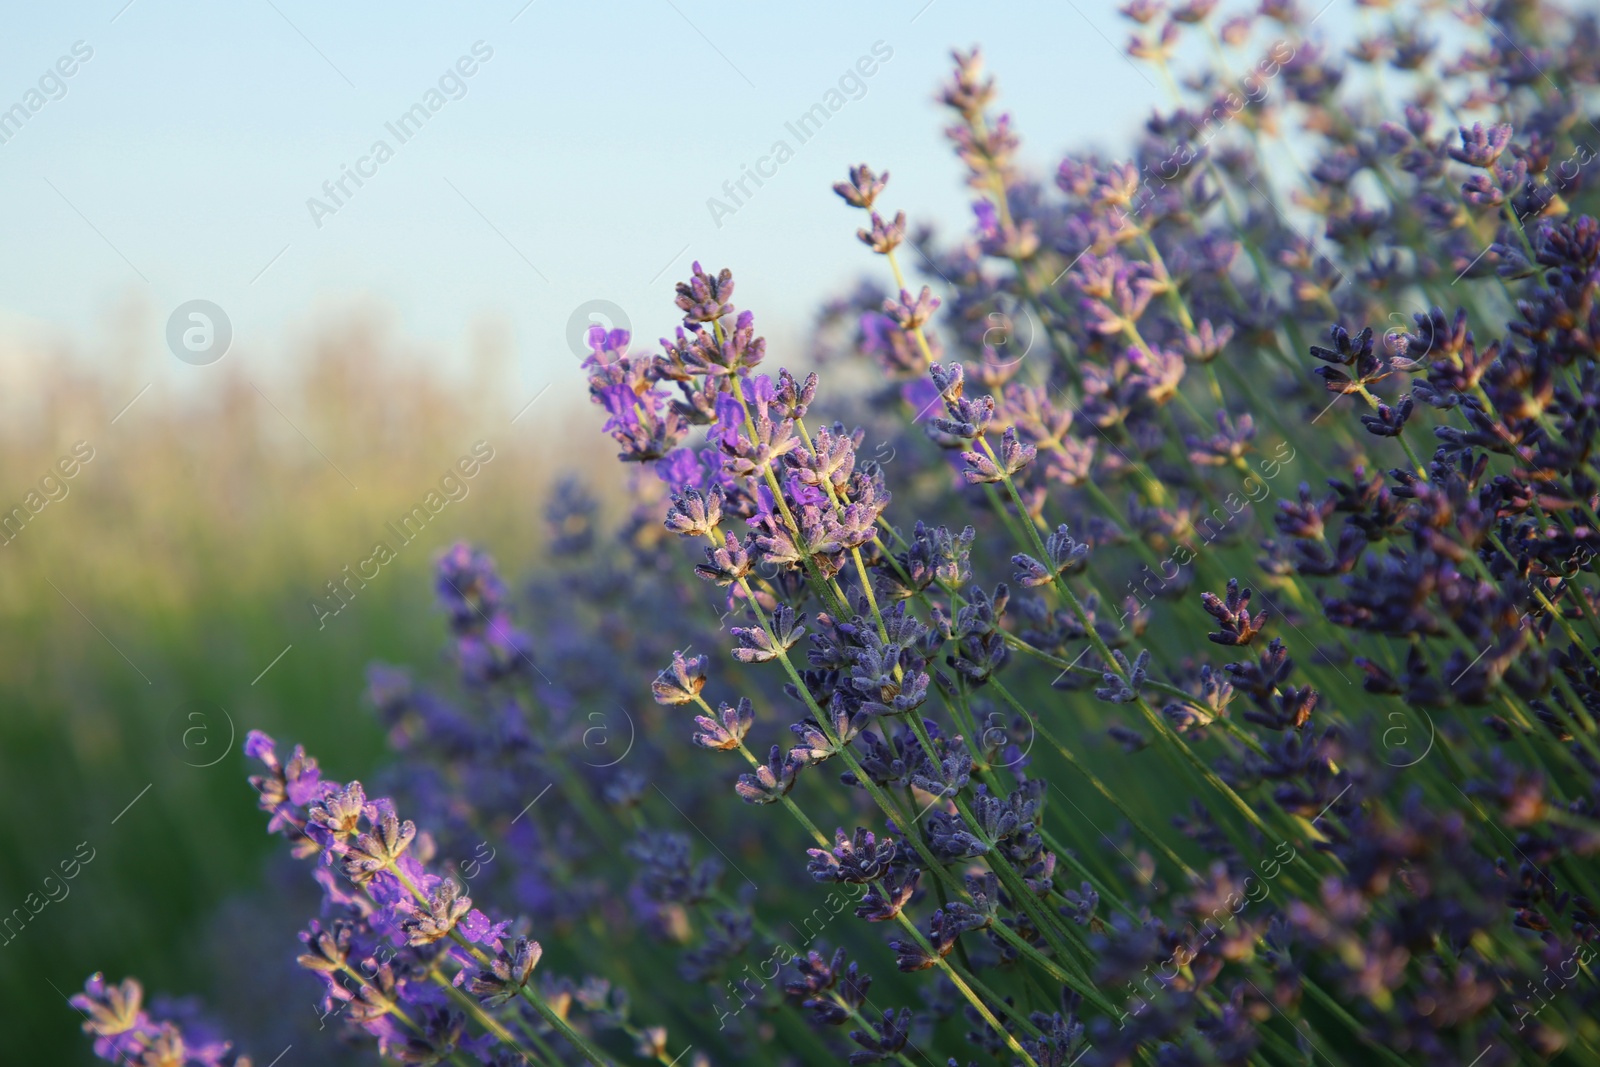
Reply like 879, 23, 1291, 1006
78, 1, 1600, 1064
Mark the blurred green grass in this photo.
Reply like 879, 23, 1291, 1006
0, 314, 607, 1062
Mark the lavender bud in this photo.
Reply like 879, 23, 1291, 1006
651, 651, 708, 705
1447, 122, 1514, 168
834, 163, 889, 210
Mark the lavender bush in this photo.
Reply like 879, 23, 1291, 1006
75, 1, 1600, 1064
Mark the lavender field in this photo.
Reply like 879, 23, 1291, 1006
5, 1, 1600, 1065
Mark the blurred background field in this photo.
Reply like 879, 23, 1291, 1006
0, 307, 614, 1061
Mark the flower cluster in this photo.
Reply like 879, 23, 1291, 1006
71, 974, 252, 1067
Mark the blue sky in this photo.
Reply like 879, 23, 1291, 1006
0, 1, 1180, 392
